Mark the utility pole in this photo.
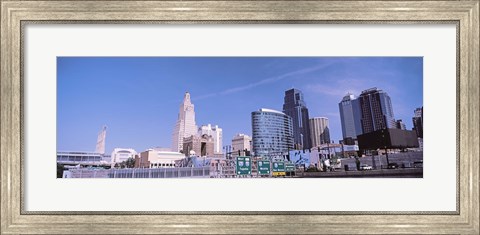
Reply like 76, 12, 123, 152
383, 128, 390, 166
379, 119, 390, 167
327, 141, 331, 159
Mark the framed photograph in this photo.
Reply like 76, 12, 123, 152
1, 0, 478, 234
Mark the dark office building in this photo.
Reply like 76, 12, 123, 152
357, 128, 419, 150
358, 87, 396, 134
412, 107, 423, 138
282, 88, 312, 149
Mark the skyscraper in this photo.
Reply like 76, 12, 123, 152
198, 124, 223, 154
282, 88, 311, 149
338, 93, 363, 140
412, 107, 423, 138
309, 117, 331, 147
172, 92, 197, 152
358, 88, 396, 134
95, 125, 107, 155
251, 108, 294, 159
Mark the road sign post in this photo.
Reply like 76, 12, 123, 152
236, 156, 251, 176
285, 163, 295, 171
257, 160, 271, 176
272, 161, 286, 177
285, 162, 295, 177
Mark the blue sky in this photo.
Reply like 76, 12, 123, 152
57, 57, 423, 154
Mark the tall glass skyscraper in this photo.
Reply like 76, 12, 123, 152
251, 108, 294, 159
338, 93, 362, 140
282, 88, 311, 149
171, 92, 198, 152
358, 88, 396, 133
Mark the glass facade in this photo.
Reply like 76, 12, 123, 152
251, 109, 294, 159
339, 94, 363, 139
359, 88, 396, 134
282, 89, 311, 149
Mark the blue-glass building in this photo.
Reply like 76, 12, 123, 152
338, 93, 363, 140
358, 87, 396, 133
251, 108, 294, 159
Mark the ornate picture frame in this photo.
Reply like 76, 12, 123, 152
1, 1, 478, 234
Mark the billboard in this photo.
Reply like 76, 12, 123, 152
343, 145, 359, 152
289, 150, 311, 167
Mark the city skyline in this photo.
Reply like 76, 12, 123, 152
57, 57, 423, 154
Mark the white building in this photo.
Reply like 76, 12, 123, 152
135, 149, 185, 168
231, 133, 251, 156
171, 92, 198, 152
198, 124, 223, 154
110, 148, 137, 165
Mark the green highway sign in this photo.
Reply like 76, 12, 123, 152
272, 161, 286, 176
236, 156, 251, 175
285, 163, 295, 172
257, 160, 271, 175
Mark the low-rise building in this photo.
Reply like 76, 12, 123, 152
110, 148, 137, 166
57, 151, 108, 166
135, 149, 185, 168
182, 134, 214, 157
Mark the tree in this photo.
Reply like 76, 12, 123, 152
125, 157, 135, 168
115, 158, 136, 169
306, 165, 318, 172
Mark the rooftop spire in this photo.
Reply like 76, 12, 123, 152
184, 92, 191, 104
